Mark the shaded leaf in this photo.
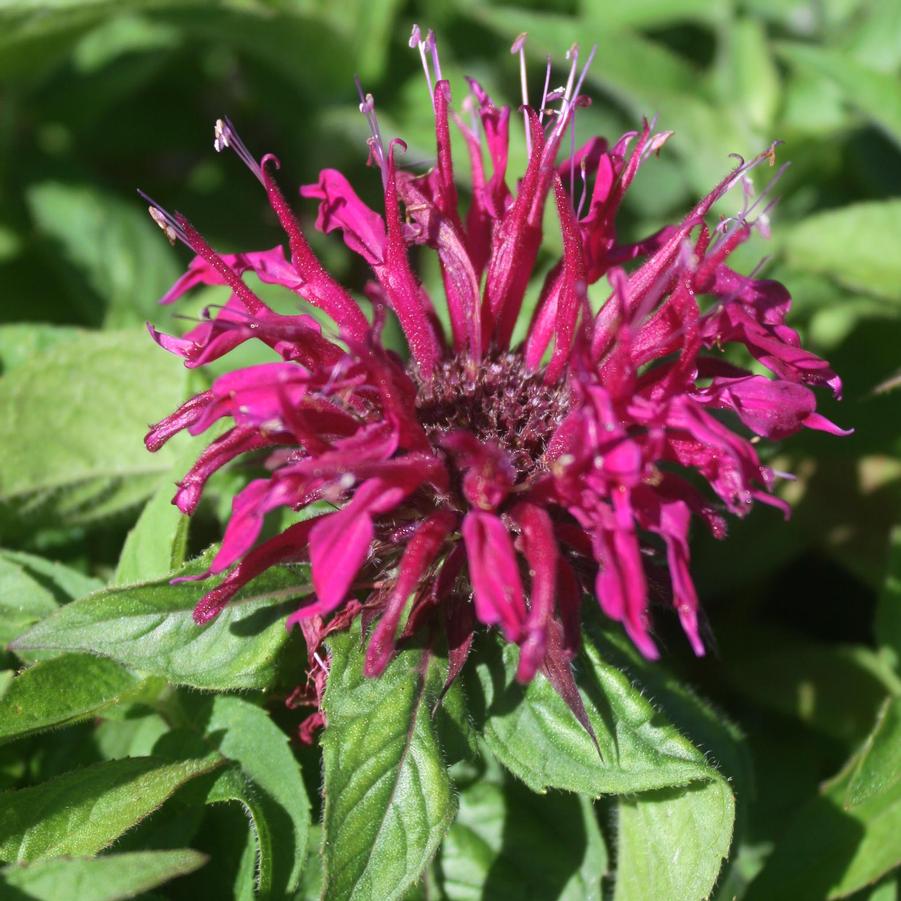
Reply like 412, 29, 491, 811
203, 696, 310, 898
0, 557, 61, 648
0, 550, 102, 647
0, 755, 222, 862
12, 549, 309, 691
876, 526, 901, 673
27, 182, 180, 327
0, 848, 207, 901
746, 730, 901, 900
440, 761, 607, 900
321, 628, 456, 901
718, 627, 898, 745
846, 696, 901, 809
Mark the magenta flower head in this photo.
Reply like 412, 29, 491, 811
144, 29, 847, 735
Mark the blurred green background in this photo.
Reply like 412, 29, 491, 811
0, 0, 899, 896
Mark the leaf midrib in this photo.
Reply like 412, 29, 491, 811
343, 648, 431, 900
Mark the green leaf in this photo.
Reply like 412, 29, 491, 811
0, 557, 61, 647
876, 527, 901, 673
297, 824, 323, 901
0, 0, 181, 79
0, 550, 103, 603
113, 474, 189, 586
746, 719, 901, 900
94, 711, 171, 760
27, 182, 180, 327
315, 0, 403, 80
0, 849, 208, 901
472, 628, 735, 899
777, 42, 901, 148
203, 766, 281, 892
596, 634, 753, 897
0, 330, 188, 537
846, 696, 901, 809
783, 201, 901, 304
440, 760, 608, 900
321, 628, 456, 901
0, 324, 82, 374
580, 0, 728, 28
471, 634, 720, 796
203, 696, 310, 898
614, 780, 735, 901
0, 549, 102, 647
11, 549, 309, 691
717, 627, 896, 744
0, 653, 141, 743
843, 0, 901, 73
724, 18, 780, 132
0, 755, 222, 862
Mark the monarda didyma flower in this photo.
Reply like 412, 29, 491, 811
143, 29, 846, 738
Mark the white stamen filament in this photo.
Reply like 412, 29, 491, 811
511, 33, 531, 157
576, 158, 589, 218
427, 29, 443, 82
539, 56, 552, 124
410, 24, 444, 110
354, 77, 388, 188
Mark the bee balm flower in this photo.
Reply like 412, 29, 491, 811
144, 29, 846, 731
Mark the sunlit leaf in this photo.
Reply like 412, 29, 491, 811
0, 653, 141, 743
0, 331, 187, 536
778, 42, 901, 148
0, 849, 208, 901
784, 201, 901, 304
0, 755, 222, 862
202, 696, 311, 898
12, 549, 309, 691
321, 628, 456, 901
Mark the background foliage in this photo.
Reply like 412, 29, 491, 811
0, 0, 899, 898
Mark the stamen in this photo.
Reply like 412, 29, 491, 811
569, 43, 597, 114
427, 29, 443, 82
409, 24, 434, 105
539, 56, 552, 125
710, 151, 788, 251
549, 43, 596, 146
576, 158, 589, 218
354, 77, 388, 188
138, 190, 189, 247
511, 33, 531, 157
641, 129, 674, 163
568, 112, 577, 203
149, 208, 177, 246
213, 117, 264, 185
461, 93, 479, 136
629, 236, 697, 329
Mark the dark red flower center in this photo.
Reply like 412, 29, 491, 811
413, 351, 571, 481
